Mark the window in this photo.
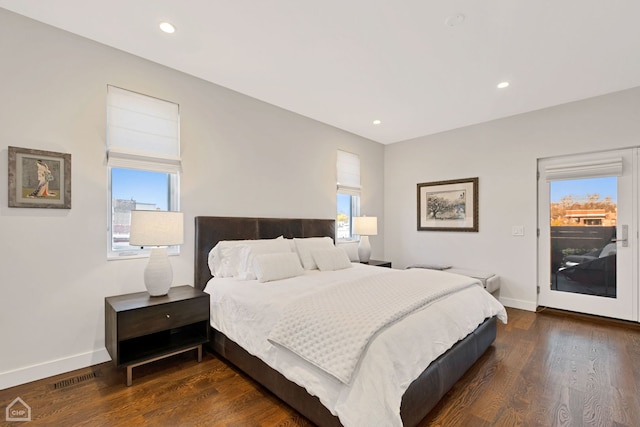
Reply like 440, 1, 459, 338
336, 150, 361, 240
107, 86, 181, 258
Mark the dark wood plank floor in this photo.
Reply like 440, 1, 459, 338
1, 308, 639, 426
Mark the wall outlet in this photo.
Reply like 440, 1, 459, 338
512, 225, 524, 236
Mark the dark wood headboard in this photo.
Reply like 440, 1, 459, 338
194, 216, 336, 290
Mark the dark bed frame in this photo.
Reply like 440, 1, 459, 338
194, 216, 497, 427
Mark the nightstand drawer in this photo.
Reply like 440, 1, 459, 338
118, 297, 208, 340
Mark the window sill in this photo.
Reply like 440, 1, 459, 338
107, 248, 180, 261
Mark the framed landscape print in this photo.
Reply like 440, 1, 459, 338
417, 177, 478, 232
8, 146, 71, 209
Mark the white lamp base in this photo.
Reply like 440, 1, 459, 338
358, 235, 372, 263
144, 247, 173, 296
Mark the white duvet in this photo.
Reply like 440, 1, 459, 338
204, 264, 507, 427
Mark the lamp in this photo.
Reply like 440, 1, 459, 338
353, 216, 377, 263
129, 210, 184, 297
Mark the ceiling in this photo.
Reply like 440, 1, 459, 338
2, 0, 640, 144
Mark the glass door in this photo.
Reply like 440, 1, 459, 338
538, 149, 637, 321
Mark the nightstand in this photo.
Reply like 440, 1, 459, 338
105, 285, 210, 386
363, 259, 392, 268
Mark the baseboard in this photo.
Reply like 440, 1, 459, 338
0, 348, 111, 391
537, 307, 640, 329
499, 296, 537, 312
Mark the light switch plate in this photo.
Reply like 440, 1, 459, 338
512, 225, 524, 236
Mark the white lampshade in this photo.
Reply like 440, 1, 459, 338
353, 216, 377, 263
129, 210, 184, 297
353, 216, 378, 236
129, 211, 184, 247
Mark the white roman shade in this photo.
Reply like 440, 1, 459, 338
107, 85, 181, 173
337, 150, 361, 195
544, 157, 623, 181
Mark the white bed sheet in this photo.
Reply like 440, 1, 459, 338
204, 263, 507, 427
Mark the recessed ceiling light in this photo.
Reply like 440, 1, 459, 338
159, 22, 176, 34
373, 120, 382, 125
497, 81, 510, 89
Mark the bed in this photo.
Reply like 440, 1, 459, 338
194, 216, 507, 426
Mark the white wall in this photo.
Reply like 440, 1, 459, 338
384, 86, 640, 311
0, 9, 384, 389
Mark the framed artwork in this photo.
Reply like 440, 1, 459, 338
417, 177, 478, 232
8, 146, 71, 209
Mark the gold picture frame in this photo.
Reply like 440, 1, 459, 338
417, 177, 478, 232
8, 146, 71, 209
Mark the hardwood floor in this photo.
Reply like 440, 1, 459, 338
1, 308, 639, 426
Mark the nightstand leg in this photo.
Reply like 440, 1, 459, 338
123, 344, 203, 386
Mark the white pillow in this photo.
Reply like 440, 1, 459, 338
293, 237, 335, 270
235, 238, 293, 280
312, 247, 353, 271
253, 252, 304, 283
208, 236, 287, 278
208, 241, 242, 277
336, 241, 360, 262
207, 247, 219, 276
